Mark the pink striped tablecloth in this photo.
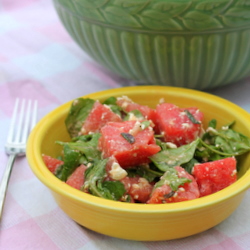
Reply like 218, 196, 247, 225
1, 1, 250, 249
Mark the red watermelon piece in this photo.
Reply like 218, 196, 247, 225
192, 157, 237, 197
147, 166, 200, 204
42, 154, 64, 174
121, 176, 154, 203
116, 96, 156, 122
66, 164, 88, 190
80, 101, 122, 135
105, 156, 128, 181
154, 103, 204, 146
98, 120, 161, 168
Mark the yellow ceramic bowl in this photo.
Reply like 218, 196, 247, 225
27, 86, 250, 241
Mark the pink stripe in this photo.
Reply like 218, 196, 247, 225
1, 0, 37, 11
0, 218, 60, 249
0, 79, 60, 116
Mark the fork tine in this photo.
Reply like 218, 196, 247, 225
31, 100, 38, 129
21, 100, 32, 144
14, 99, 26, 144
7, 99, 38, 145
7, 98, 19, 144
21, 100, 38, 143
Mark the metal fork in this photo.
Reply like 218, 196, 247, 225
0, 99, 37, 219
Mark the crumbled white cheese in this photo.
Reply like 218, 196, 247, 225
129, 121, 142, 136
133, 195, 139, 200
103, 104, 111, 110
181, 122, 191, 128
159, 98, 165, 104
86, 163, 92, 168
109, 162, 127, 180
117, 96, 133, 109
73, 99, 79, 106
117, 95, 133, 102
166, 142, 177, 149
128, 112, 139, 121
80, 127, 87, 134
179, 111, 186, 117
206, 127, 217, 134
132, 183, 139, 189
231, 169, 237, 176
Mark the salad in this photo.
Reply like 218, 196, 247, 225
42, 96, 250, 204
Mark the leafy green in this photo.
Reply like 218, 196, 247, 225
65, 98, 95, 138
56, 144, 82, 182
102, 96, 122, 116
141, 120, 151, 129
102, 96, 117, 105
181, 158, 199, 174
154, 167, 191, 191
195, 120, 250, 161
56, 133, 102, 164
126, 165, 162, 182
215, 129, 250, 155
102, 181, 126, 200
150, 139, 200, 171
124, 110, 144, 120
82, 159, 126, 200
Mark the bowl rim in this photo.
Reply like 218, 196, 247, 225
27, 86, 250, 214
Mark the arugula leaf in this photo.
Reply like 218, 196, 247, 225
195, 119, 250, 162
154, 167, 191, 191
208, 118, 217, 129
126, 165, 162, 182
65, 98, 95, 138
102, 181, 126, 200
102, 96, 122, 116
141, 120, 151, 129
194, 143, 224, 162
150, 139, 200, 171
102, 96, 117, 105
56, 133, 101, 163
181, 158, 199, 174
56, 144, 81, 182
124, 110, 144, 120
83, 159, 126, 200
155, 138, 168, 151
83, 159, 108, 195
214, 128, 250, 155
198, 123, 250, 159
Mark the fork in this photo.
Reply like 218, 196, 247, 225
0, 99, 37, 219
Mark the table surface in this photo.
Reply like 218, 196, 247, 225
1, 1, 250, 249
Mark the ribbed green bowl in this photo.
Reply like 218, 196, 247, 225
53, 0, 250, 90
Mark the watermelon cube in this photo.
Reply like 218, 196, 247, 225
192, 157, 237, 197
42, 154, 64, 174
154, 103, 204, 146
98, 120, 161, 168
121, 176, 154, 203
80, 101, 122, 135
116, 96, 156, 122
66, 164, 88, 190
147, 166, 200, 204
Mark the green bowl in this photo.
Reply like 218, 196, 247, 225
53, 0, 250, 90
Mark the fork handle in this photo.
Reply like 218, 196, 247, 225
0, 154, 16, 220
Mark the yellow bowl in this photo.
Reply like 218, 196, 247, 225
27, 86, 250, 241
